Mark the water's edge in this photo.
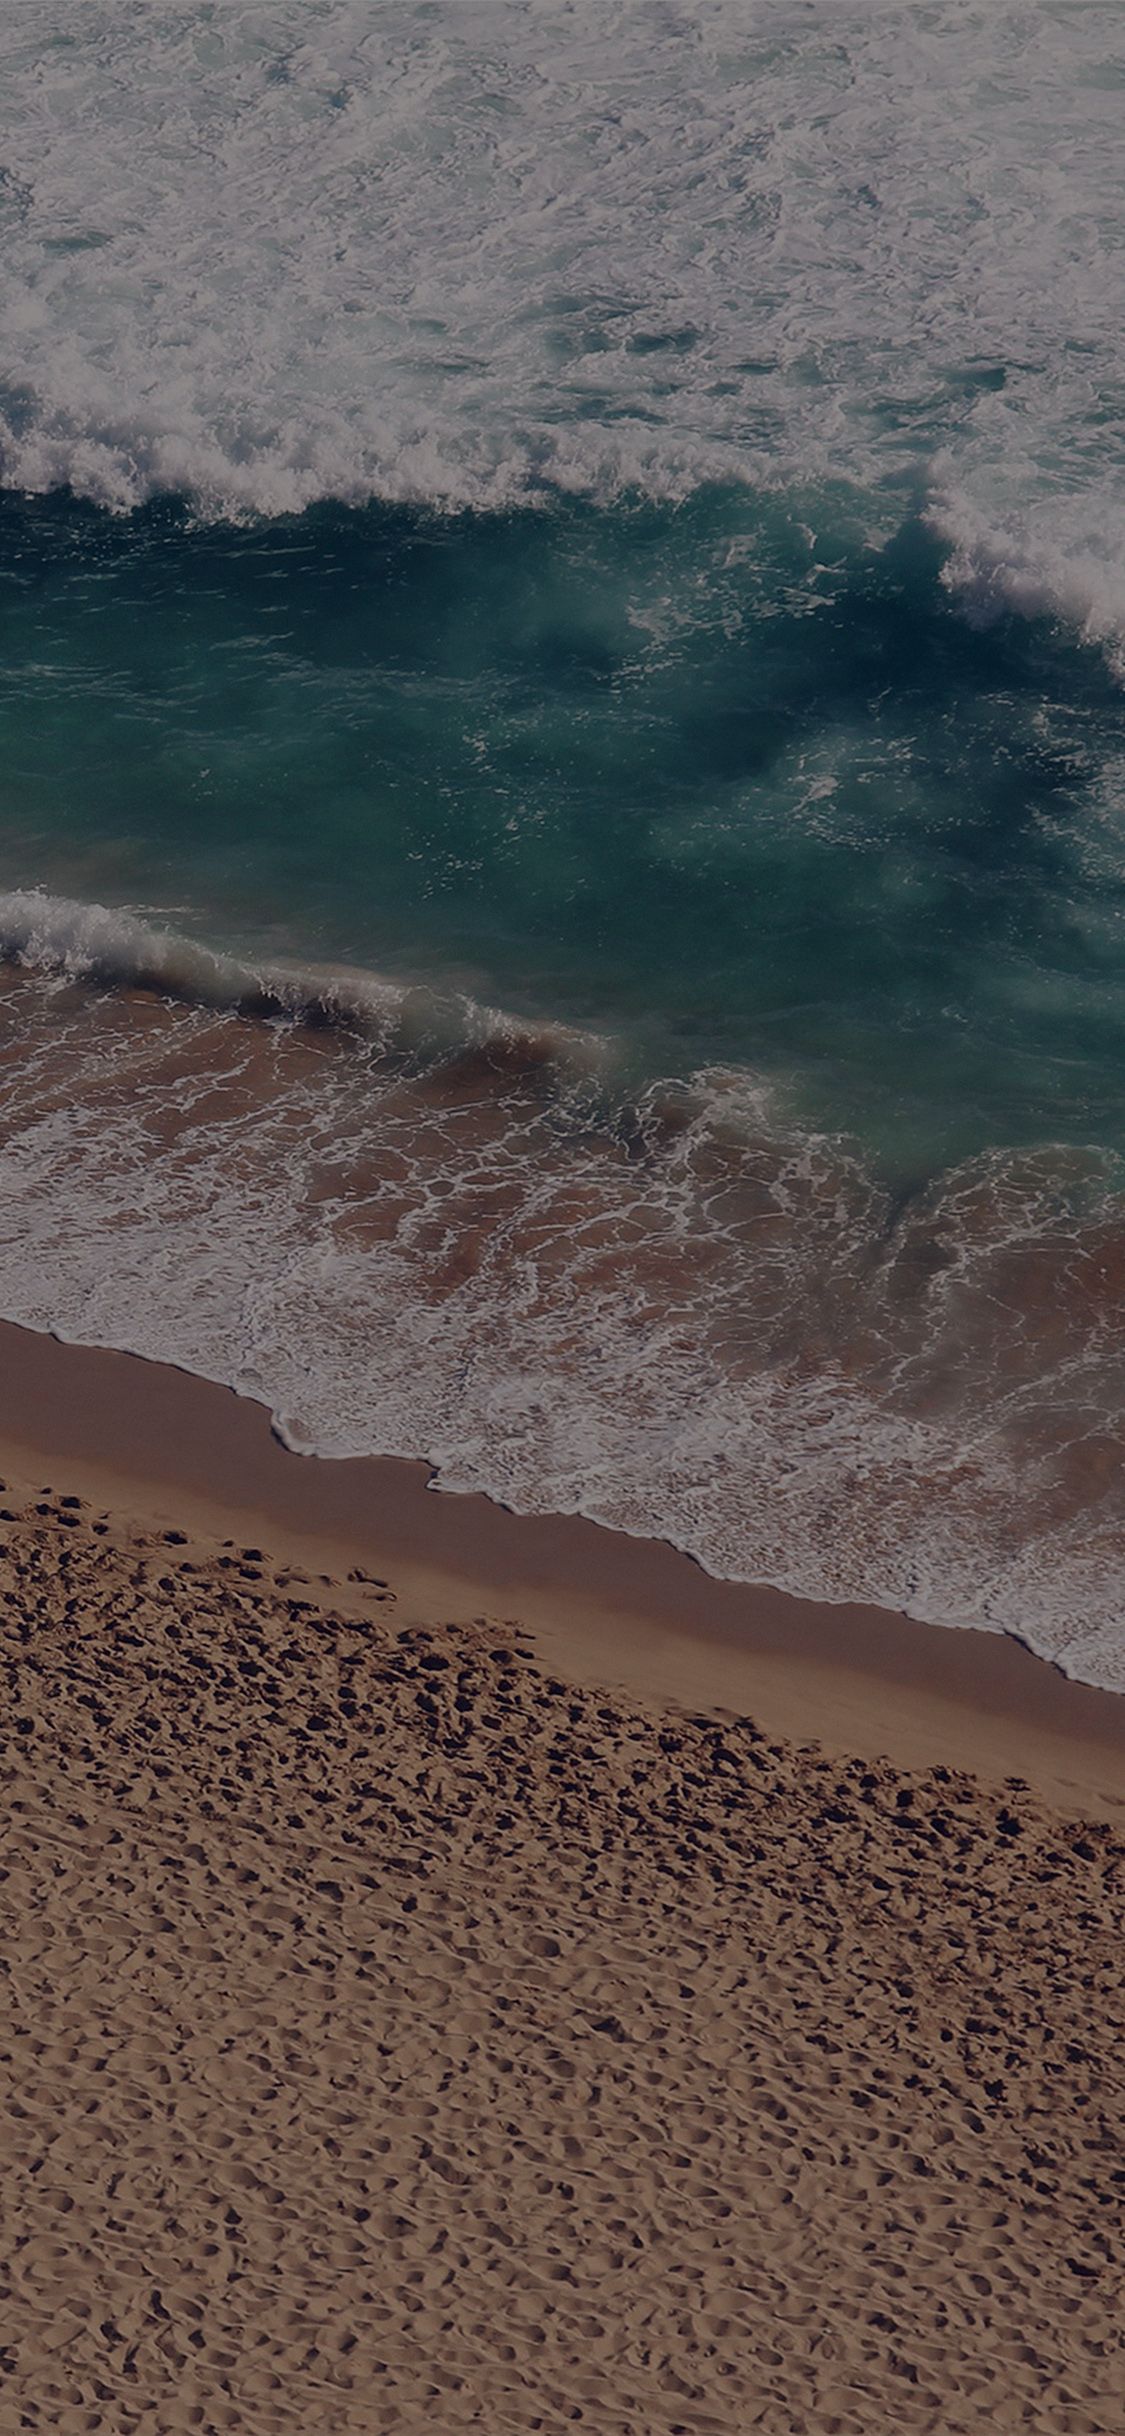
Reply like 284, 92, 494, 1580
4, 1312, 1125, 1802
2, 905, 1124, 1694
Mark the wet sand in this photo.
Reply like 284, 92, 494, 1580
1, 1318, 1124, 1814
1, 1320, 1123, 2431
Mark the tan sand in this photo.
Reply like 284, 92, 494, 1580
1, 1328, 1123, 2432
2, 1321, 1125, 1816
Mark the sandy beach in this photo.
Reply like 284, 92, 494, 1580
1, 1322, 1123, 2433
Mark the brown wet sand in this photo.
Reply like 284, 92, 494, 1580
1, 1323, 1123, 2432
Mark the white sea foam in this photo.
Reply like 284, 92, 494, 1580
929, 483, 1125, 680
2, 3, 1125, 658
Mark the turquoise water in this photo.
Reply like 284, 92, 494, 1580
3, 1, 1125, 1683
4, 485, 1125, 1177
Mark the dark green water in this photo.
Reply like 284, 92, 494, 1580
4, 485, 1125, 1179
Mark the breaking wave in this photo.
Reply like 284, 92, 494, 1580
0, 890, 607, 1083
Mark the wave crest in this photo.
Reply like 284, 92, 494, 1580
0, 889, 611, 1090
930, 486, 1125, 680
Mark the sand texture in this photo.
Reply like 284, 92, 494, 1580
2, 1483, 1123, 2434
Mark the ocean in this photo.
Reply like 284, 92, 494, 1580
2, 0, 1124, 1684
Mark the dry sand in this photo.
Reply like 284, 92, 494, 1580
1, 1334, 1124, 2432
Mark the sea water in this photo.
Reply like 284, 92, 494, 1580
2, 1, 1125, 1683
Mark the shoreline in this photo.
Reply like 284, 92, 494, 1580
1, 1314, 1123, 1815
4, 932, 1124, 1715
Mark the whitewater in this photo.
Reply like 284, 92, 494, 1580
2, 1, 1124, 648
